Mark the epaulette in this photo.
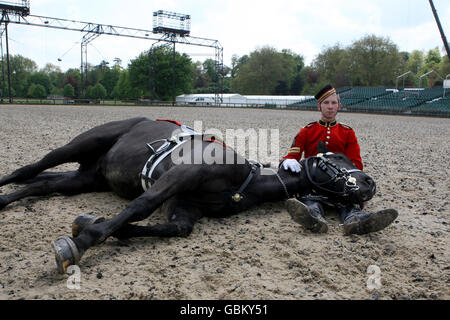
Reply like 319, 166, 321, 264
303, 121, 316, 128
339, 123, 353, 130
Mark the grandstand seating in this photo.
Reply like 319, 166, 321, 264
411, 97, 450, 116
289, 86, 449, 116
340, 87, 388, 99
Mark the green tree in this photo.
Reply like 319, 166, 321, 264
424, 48, 441, 65
406, 50, 425, 74
26, 83, 36, 98
49, 86, 63, 96
438, 55, 450, 79
231, 54, 249, 79
1, 54, 38, 97
312, 44, 351, 88
130, 46, 194, 100
27, 83, 46, 98
232, 46, 303, 95
420, 48, 446, 87
278, 49, 305, 94
402, 50, 425, 86
191, 59, 231, 93
421, 48, 442, 76
192, 61, 209, 91
64, 69, 82, 98
202, 59, 216, 84
111, 69, 134, 99
348, 34, 404, 86
87, 83, 107, 99
300, 65, 329, 95
100, 66, 120, 98
63, 83, 75, 98
28, 72, 51, 96
86, 61, 110, 88
41, 63, 65, 90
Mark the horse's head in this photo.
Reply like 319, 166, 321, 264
302, 141, 376, 206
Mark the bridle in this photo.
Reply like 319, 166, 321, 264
232, 162, 291, 203
233, 153, 365, 203
303, 152, 362, 198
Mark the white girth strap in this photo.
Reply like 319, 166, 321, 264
140, 139, 188, 191
140, 125, 203, 191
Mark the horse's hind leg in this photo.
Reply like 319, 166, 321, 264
0, 117, 147, 187
0, 166, 108, 210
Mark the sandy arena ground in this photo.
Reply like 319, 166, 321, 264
0, 104, 448, 300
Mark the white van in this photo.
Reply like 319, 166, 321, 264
188, 96, 215, 106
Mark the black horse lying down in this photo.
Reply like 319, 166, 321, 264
0, 117, 393, 273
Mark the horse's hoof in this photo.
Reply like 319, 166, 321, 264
72, 213, 105, 237
343, 209, 398, 235
52, 236, 82, 274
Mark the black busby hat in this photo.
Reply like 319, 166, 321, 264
315, 84, 337, 103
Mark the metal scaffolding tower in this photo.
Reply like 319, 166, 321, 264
0, 1, 30, 102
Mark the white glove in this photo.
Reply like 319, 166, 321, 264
282, 158, 301, 173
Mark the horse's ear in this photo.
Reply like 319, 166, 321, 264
317, 141, 328, 154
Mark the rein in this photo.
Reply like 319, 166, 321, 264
304, 152, 361, 197
266, 167, 291, 200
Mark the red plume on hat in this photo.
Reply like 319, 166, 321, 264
315, 84, 337, 103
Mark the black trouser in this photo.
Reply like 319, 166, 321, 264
299, 195, 361, 223
335, 203, 361, 222
300, 198, 326, 218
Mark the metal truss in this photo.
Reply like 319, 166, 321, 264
1, 13, 224, 103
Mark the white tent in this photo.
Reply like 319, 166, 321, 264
176, 94, 246, 106
244, 95, 313, 106
176, 93, 313, 107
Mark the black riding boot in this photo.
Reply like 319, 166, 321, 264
336, 204, 398, 235
286, 198, 328, 233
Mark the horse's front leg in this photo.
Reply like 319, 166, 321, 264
111, 196, 203, 239
52, 165, 203, 273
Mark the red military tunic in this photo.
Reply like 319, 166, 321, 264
283, 120, 363, 170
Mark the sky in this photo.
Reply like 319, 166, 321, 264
3, 0, 450, 71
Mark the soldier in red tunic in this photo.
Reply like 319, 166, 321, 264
281, 84, 397, 235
